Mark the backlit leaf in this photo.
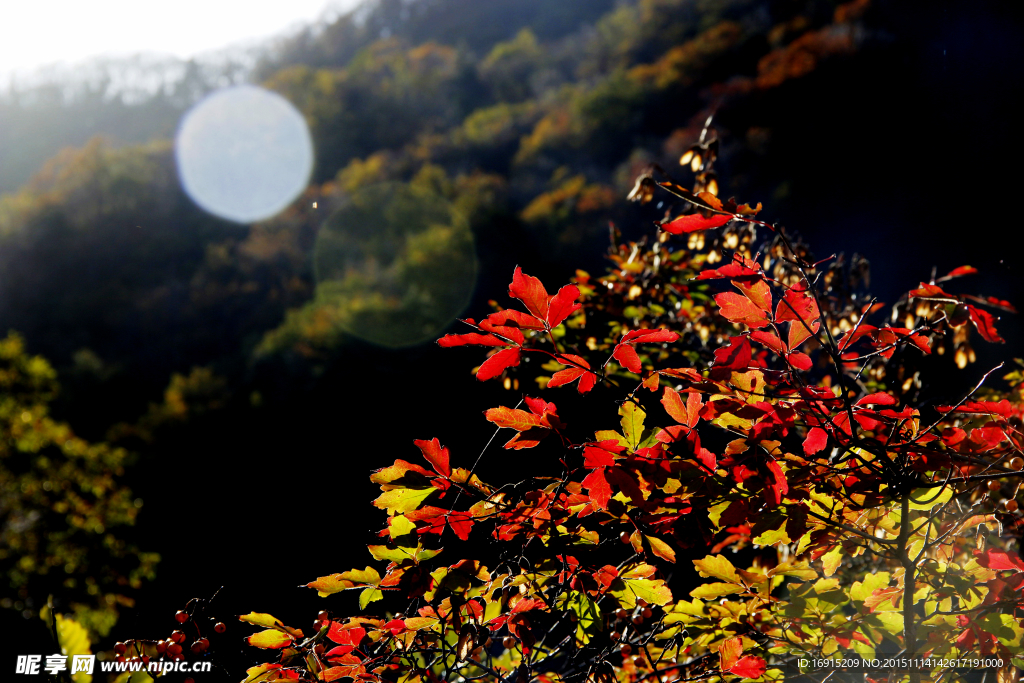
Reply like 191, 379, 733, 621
247, 629, 294, 649
509, 267, 549, 319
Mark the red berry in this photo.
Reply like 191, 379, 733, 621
175, 610, 189, 623
1008, 500, 1020, 513
502, 636, 515, 648
317, 610, 330, 621
642, 607, 652, 619
619, 531, 631, 544
632, 615, 644, 625
113, 642, 127, 655
314, 643, 326, 656
155, 641, 166, 654
620, 644, 632, 656
191, 638, 209, 654
114, 656, 125, 664
167, 643, 182, 656
185, 679, 195, 683
988, 480, 1002, 492
170, 630, 186, 644
213, 622, 226, 634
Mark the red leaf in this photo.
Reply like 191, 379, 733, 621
837, 324, 877, 351
974, 548, 1024, 572
583, 446, 616, 468
936, 400, 1012, 418
622, 328, 680, 344
729, 655, 767, 679
968, 305, 1004, 343
477, 347, 521, 381
446, 512, 474, 541
478, 320, 526, 345
776, 285, 820, 347
765, 459, 789, 506
582, 467, 612, 508
547, 354, 597, 393
437, 333, 508, 347
509, 267, 549, 319
787, 352, 812, 371
713, 336, 752, 370
414, 438, 451, 477
547, 367, 584, 387
716, 292, 770, 328
613, 344, 642, 373
524, 396, 558, 416
487, 309, 546, 330
857, 393, 898, 407
660, 211, 731, 234
697, 255, 761, 280
578, 371, 598, 393
942, 265, 978, 280
750, 330, 785, 355
803, 427, 828, 455
546, 284, 582, 328
786, 356, 811, 370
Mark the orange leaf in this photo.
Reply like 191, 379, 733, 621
485, 406, 547, 432
715, 292, 770, 328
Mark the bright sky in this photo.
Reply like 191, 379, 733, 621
0, 0, 356, 78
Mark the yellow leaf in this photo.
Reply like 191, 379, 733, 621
373, 487, 436, 514
821, 546, 843, 577
693, 555, 742, 584
690, 583, 743, 599
619, 402, 646, 450
645, 535, 676, 563
55, 614, 92, 683
247, 629, 294, 649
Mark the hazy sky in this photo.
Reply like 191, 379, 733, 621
0, 0, 357, 78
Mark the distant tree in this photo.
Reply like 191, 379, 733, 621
0, 333, 157, 639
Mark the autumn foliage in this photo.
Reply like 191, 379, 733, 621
129, 129, 1023, 683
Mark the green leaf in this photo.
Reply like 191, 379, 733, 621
373, 487, 436, 513
619, 401, 646, 450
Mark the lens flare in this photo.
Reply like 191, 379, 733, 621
174, 85, 313, 223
